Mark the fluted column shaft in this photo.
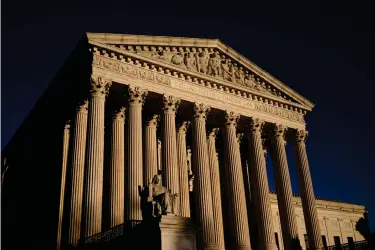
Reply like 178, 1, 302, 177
109, 107, 125, 228
223, 111, 251, 250
191, 103, 217, 250
125, 86, 148, 225
247, 118, 277, 250
157, 139, 162, 171
177, 122, 191, 218
269, 124, 299, 250
207, 128, 225, 250
68, 101, 88, 246
83, 76, 111, 238
162, 95, 181, 213
57, 122, 70, 250
295, 129, 323, 250
144, 115, 159, 185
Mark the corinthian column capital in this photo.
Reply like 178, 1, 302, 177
207, 128, 220, 140
249, 117, 265, 134
112, 107, 126, 121
76, 100, 89, 114
128, 85, 148, 106
224, 111, 240, 128
146, 114, 160, 127
272, 123, 288, 138
177, 121, 190, 134
163, 94, 180, 114
236, 133, 244, 144
193, 103, 211, 120
64, 121, 71, 130
90, 75, 111, 97
296, 129, 309, 144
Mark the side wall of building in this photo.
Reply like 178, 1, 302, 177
1, 38, 92, 250
269, 194, 367, 250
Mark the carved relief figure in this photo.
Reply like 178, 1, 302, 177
171, 52, 184, 66
184, 52, 197, 71
235, 66, 245, 85
221, 58, 232, 81
244, 72, 255, 88
156, 50, 168, 61
197, 51, 210, 74
208, 51, 222, 77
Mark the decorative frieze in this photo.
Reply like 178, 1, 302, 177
92, 53, 305, 124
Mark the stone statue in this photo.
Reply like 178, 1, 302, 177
140, 174, 179, 218
147, 174, 171, 216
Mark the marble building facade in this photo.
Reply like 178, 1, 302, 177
1, 33, 368, 250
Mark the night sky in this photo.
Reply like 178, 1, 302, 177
2, 0, 375, 231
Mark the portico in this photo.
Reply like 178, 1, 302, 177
58, 33, 323, 250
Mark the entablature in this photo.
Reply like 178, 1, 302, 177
87, 36, 315, 129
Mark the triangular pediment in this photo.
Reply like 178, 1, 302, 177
87, 33, 314, 111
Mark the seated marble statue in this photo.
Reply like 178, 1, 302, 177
147, 174, 171, 216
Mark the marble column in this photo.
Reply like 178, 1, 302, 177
157, 139, 162, 171
162, 94, 180, 214
68, 100, 88, 246
247, 118, 278, 250
223, 111, 251, 250
57, 121, 70, 250
295, 129, 323, 250
109, 107, 125, 228
177, 121, 191, 218
269, 124, 299, 250
144, 115, 159, 185
191, 103, 217, 250
187, 146, 192, 175
83, 76, 111, 238
207, 128, 225, 250
125, 85, 148, 225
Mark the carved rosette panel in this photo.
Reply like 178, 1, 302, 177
193, 103, 211, 121
111, 44, 294, 102
128, 85, 148, 106
146, 114, 160, 128
296, 129, 308, 144
112, 107, 126, 121
162, 94, 181, 114
90, 75, 111, 98
177, 121, 190, 134
224, 111, 240, 128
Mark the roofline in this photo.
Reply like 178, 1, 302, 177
86, 32, 315, 110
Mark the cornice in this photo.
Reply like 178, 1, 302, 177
88, 40, 309, 114
269, 192, 366, 214
86, 32, 315, 110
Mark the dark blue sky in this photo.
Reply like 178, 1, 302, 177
2, 0, 375, 230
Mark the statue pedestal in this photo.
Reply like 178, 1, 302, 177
159, 215, 196, 250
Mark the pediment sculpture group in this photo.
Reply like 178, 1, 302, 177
121, 45, 278, 95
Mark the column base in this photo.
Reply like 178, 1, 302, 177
263, 244, 279, 250
236, 245, 251, 250
203, 242, 219, 250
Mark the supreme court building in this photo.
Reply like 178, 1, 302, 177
1, 33, 368, 250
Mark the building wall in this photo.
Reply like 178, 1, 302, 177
269, 193, 366, 249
